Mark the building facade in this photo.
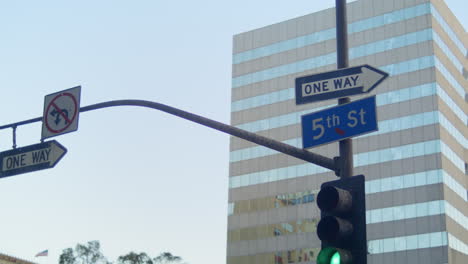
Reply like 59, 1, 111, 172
0, 253, 36, 264
227, 0, 467, 263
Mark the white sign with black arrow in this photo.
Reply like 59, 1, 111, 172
295, 65, 389, 104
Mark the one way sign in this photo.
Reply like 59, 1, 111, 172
0, 140, 67, 179
295, 65, 388, 104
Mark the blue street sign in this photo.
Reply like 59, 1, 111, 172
295, 65, 388, 104
301, 96, 378, 149
0, 140, 67, 179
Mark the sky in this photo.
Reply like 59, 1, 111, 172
0, 1, 465, 264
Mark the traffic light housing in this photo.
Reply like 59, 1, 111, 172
316, 175, 367, 264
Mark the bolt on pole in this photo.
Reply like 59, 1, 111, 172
336, 0, 353, 178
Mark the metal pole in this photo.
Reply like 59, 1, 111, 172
0, 100, 338, 172
336, 0, 353, 178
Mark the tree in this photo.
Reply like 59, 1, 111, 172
117, 252, 153, 264
153, 252, 182, 264
59, 248, 76, 264
60, 242, 186, 264
59, 240, 109, 264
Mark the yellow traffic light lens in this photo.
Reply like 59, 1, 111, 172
330, 251, 341, 264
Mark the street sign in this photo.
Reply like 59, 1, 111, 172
295, 65, 388, 104
301, 96, 377, 149
42, 86, 81, 140
0, 140, 67, 179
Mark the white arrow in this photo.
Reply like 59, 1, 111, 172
358, 66, 387, 92
49, 141, 67, 166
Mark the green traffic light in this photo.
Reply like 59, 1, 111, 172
330, 252, 341, 264
317, 247, 336, 264
317, 247, 350, 264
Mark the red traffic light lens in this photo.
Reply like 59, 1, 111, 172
317, 186, 352, 214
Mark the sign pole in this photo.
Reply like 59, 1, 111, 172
336, 0, 353, 178
0, 99, 339, 173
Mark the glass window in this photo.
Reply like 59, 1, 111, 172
369, 180, 380, 194
233, 30, 435, 88
372, 209, 382, 223
269, 169, 278, 183
382, 207, 393, 222
368, 150, 379, 165
406, 235, 418, 250
416, 202, 428, 217
403, 173, 416, 188
231, 177, 240, 188
366, 232, 452, 255
230, 138, 464, 190
390, 147, 402, 160
393, 206, 405, 221
383, 238, 395, 253
405, 204, 417, 219
427, 170, 441, 184
430, 232, 444, 247
429, 200, 443, 215
431, 5, 466, 55
390, 175, 403, 190
380, 177, 391, 192
373, 240, 383, 254
418, 233, 430, 249
287, 166, 296, 179
366, 211, 372, 224
394, 237, 407, 251
415, 171, 426, 186
287, 250, 296, 263
274, 252, 284, 264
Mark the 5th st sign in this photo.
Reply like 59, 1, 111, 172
301, 96, 378, 148
295, 65, 388, 104
0, 140, 67, 178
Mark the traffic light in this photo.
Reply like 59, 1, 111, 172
316, 175, 366, 264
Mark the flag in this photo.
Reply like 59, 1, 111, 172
35, 250, 48, 257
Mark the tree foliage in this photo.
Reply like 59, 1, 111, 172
59, 248, 76, 264
117, 252, 152, 264
59, 240, 109, 264
59, 241, 185, 264
153, 252, 182, 264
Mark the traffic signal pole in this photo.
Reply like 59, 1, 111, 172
336, 0, 354, 178
0, 99, 337, 172
315, 2, 368, 264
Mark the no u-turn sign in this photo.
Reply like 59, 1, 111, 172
41, 86, 81, 140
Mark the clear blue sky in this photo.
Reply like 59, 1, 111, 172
0, 1, 465, 264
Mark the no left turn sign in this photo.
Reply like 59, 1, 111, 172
41, 86, 81, 140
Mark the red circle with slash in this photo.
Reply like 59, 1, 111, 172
44, 92, 78, 133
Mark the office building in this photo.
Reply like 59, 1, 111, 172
227, 0, 467, 263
